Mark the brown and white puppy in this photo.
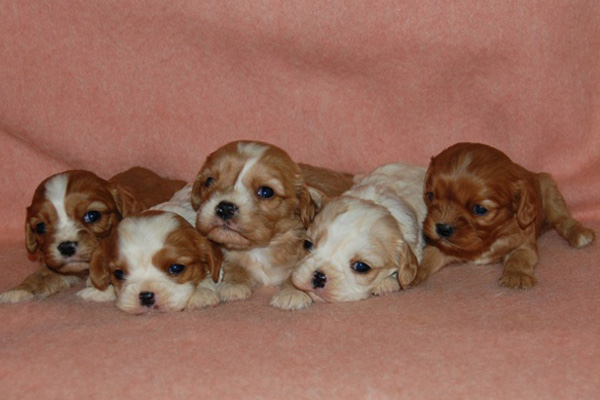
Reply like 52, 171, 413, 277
289, 164, 425, 310
86, 209, 222, 314
0, 167, 186, 303
415, 142, 596, 288
191, 140, 353, 308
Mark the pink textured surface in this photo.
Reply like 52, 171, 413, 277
0, 1, 599, 399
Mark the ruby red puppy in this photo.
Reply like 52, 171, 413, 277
0, 167, 185, 303
191, 140, 353, 308
415, 142, 596, 289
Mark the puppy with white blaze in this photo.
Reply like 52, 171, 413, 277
289, 164, 427, 310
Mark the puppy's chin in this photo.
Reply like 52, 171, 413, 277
204, 225, 252, 250
423, 217, 490, 259
48, 261, 91, 274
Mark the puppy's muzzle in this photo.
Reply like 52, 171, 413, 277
216, 201, 238, 221
57, 241, 78, 257
139, 291, 155, 307
435, 223, 455, 238
312, 270, 327, 289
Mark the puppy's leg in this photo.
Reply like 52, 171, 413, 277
270, 278, 312, 310
76, 277, 117, 302
0, 265, 82, 303
498, 244, 538, 289
187, 276, 220, 309
217, 263, 253, 302
411, 245, 454, 286
371, 275, 400, 296
537, 173, 595, 248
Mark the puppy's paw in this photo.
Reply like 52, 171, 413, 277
372, 276, 400, 296
217, 282, 252, 302
270, 287, 312, 310
498, 271, 537, 289
76, 286, 117, 302
186, 287, 220, 310
568, 226, 596, 248
0, 289, 35, 303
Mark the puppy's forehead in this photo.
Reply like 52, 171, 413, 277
118, 212, 181, 264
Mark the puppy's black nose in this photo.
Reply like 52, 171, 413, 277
215, 201, 238, 221
312, 270, 327, 289
436, 223, 455, 238
139, 292, 155, 307
57, 241, 77, 257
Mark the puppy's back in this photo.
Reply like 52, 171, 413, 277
110, 167, 187, 209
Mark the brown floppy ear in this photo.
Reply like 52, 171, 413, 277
396, 240, 419, 289
193, 234, 223, 283
110, 184, 145, 217
514, 179, 537, 229
190, 174, 204, 211
298, 185, 329, 228
89, 245, 111, 291
25, 220, 38, 254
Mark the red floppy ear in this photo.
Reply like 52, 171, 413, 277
110, 184, 145, 218
192, 233, 223, 284
298, 185, 328, 229
25, 220, 38, 254
514, 179, 537, 229
396, 240, 419, 289
89, 243, 111, 291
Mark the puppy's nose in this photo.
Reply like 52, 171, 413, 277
436, 223, 455, 238
216, 201, 238, 221
139, 292, 155, 307
57, 241, 78, 257
312, 270, 327, 289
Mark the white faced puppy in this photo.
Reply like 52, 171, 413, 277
290, 164, 426, 309
191, 141, 348, 308
88, 209, 222, 314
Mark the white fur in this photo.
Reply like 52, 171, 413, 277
150, 184, 196, 225
45, 174, 80, 257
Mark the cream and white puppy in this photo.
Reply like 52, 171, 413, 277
288, 163, 426, 309
191, 141, 352, 308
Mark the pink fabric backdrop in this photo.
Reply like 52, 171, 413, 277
1, 1, 599, 399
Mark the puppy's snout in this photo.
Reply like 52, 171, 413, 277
57, 241, 78, 257
139, 291, 155, 307
216, 201, 238, 221
312, 270, 327, 289
436, 223, 455, 238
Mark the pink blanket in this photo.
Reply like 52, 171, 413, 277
1, 1, 599, 399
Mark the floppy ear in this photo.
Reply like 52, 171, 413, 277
396, 240, 419, 289
25, 220, 38, 254
110, 184, 145, 217
194, 234, 223, 284
514, 179, 537, 229
298, 185, 329, 228
190, 175, 204, 211
89, 245, 111, 291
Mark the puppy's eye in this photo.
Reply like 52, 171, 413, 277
426, 192, 434, 202
113, 269, 125, 281
472, 205, 488, 216
204, 177, 215, 188
35, 222, 47, 235
168, 264, 185, 275
303, 240, 313, 251
257, 186, 275, 199
351, 261, 371, 274
83, 210, 101, 224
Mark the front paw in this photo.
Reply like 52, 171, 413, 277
270, 287, 312, 310
372, 276, 400, 296
76, 286, 117, 302
187, 287, 220, 310
498, 271, 537, 289
217, 282, 252, 302
0, 289, 35, 303
568, 226, 596, 248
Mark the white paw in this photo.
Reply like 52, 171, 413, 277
217, 282, 252, 302
270, 287, 312, 310
76, 286, 117, 302
186, 288, 220, 310
371, 276, 400, 296
0, 289, 35, 304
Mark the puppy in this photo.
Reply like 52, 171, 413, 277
0, 167, 186, 303
86, 209, 222, 314
191, 140, 353, 308
289, 164, 425, 309
415, 142, 596, 288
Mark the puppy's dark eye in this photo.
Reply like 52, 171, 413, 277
35, 222, 47, 235
113, 269, 125, 281
303, 240, 313, 251
83, 210, 101, 224
168, 264, 185, 275
204, 177, 215, 188
426, 192, 434, 202
257, 186, 274, 199
351, 261, 371, 274
472, 205, 488, 216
